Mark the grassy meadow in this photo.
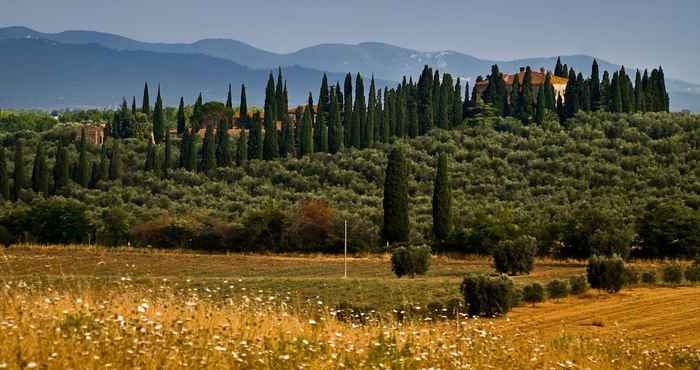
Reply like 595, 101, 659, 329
1, 246, 700, 369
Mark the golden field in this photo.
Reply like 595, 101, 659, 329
1, 245, 699, 369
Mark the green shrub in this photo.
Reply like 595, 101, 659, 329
460, 274, 515, 317
521, 283, 545, 307
569, 276, 589, 295
623, 267, 641, 286
546, 279, 569, 301
685, 264, 700, 283
641, 271, 657, 285
390, 245, 431, 278
587, 255, 626, 293
663, 263, 684, 284
492, 235, 537, 275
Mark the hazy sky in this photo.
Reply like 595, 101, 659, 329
2, 0, 699, 83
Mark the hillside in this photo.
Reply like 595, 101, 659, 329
2, 26, 698, 111
0, 38, 389, 109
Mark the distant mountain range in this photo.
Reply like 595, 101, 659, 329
1, 26, 698, 111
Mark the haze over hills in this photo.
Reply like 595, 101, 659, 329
0, 26, 698, 111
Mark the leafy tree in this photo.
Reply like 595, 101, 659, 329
432, 153, 452, 240
522, 283, 545, 306
483, 65, 507, 115
460, 274, 515, 316
564, 69, 579, 119
328, 88, 343, 153
587, 255, 625, 293
417, 65, 434, 134
390, 245, 431, 278
546, 279, 569, 302
31, 143, 49, 195
263, 73, 279, 161
637, 200, 700, 258
383, 146, 409, 244
298, 106, 314, 157
519, 67, 534, 122
492, 235, 537, 275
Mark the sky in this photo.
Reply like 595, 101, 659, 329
2, 0, 699, 83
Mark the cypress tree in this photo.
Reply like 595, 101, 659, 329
285, 116, 296, 158
239, 84, 248, 128
89, 159, 100, 188
97, 146, 110, 184
642, 69, 651, 112
381, 88, 391, 142
109, 140, 123, 181
191, 93, 203, 131
319, 124, 329, 153
237, 129, 248, 164
462, 82, 471, 119
279, 115, 291, 158
131, 96, 137, 115
418, 65, 434, 134
200, 125, 216, 172
216, 120, 231, 167
520, 67, 535, 122
152, 85, 164, 143
141, 82, 150, 116
600, 71, 611, 110
437, 73, 452, 129
328, 88, 343, 153
276, 68, 285, 121
248, 114, 263, 160
484, 65, 507, 115
656, 67, 670, 112
226, 84, 233, 109
187, 129, 197, 171
432, 153, 452, 241
407, 87, 419, 138
609, 71, 623, 113
32, 143, 49, 195
299, 106, 314, 157
77, 128, 90, 187
366, 76, 377, 147
554, 57, 564, 77
176, 97, 186, 136
13, 139, 26, 199
590, 59, 601, 110
263, 76, 279, 161
343, 73, 353, 147
543, 73, 556, 110
0, 148, 9, 201
432, 70, 441, 115
179, 129, 190, 169
556, 94, 565, 122
382, 146, 410, 244
564, 69, 579, 119
282, 82, 289, 119
510, 71, 521, 117
535, 86, 546, 124
53, 141, 70, 191
634, 69, 645, 112
395, 84, 407, 138
144, 140, 156, 172
578, 73, 591, 112
163, 132, 172, 174
619, 67, 633, 113
452, 78, 463, 127
319, 74, 330, 118
353, 74, 366, 148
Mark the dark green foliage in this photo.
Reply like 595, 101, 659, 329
141, 82, 150, 116
248, 115, 263, 160
226, 84, 233, 109
637, 200, 700, 258
53, 141, 70, 191
522, 283, 545, 306
199, 125, 217, 172
276, 69, 286, 121
437, 73, 452, 129
144, 141, 157, 172
417, 65, 434, 134
216, 120, 232, 167
351, 74, 365, 148
535, 85, 546, 124
343, 73, 353, 147
519, 67, 534, 122
569, 276, 589, 295
623, 267, 640, 286
483, 65, 507, 115
176, 97, 187, 135
13, 139, 27, 199
590, 59, 601, 110
7, 198, 90, 244
318, 73, 330, 118
365, 77, 376, 147
31, 143, 49, 195
382, 146, 409, 244
0, 148, 10, 201
492, 235, 537, 275
95, 146, 109, 185
163, 132, 172, 173
239, 84, 248, 128
432, 153, 452, 240
328, 88, 343, 154
560, 205, 635, 259
564, 69, 579, 119
662, 263, 684, 284
298, 106, 314, 157
452, 78, 463, 128
76, 128, 90, 187
587, 255, 626, 293
237, 129, 248, 164
460, 274, 515, 317
263, 73, 279, 160
108, 140, 123, 181
390, 245, 431, 278
152, 86, 164, 143
641, 271, 657, 285
685, 263, 700, 282
99, 207, 130, 247
0, 225, 12, 247
546, 279, 569, 301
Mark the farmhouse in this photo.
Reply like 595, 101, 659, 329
475, 67, 568, 102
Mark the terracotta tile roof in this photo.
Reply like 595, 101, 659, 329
475, 69, 568, 87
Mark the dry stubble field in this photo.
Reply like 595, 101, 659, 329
1, 245, 700, 369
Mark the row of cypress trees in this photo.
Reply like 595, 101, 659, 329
0, 129, 125, 202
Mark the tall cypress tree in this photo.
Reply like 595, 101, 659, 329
216, 120, 232, 167
298, 106, 314, 157
179, 129, 190, 169
407, 87, 419, 138
319, 74, 330, 118
186, 128, 197, 171
53, 141, 70, 192
353, 73, 366, 148
0, 148, 9, 201
226, 84, 233, 109
520, 67, 534, 122
141, 82, 150, 116
237, 129, 248, 164
535, 86, 546, 124
279, 115, 290, 158
153, 85, 164, 143
263, 75, 279, 161
13, 139, 26, 200
328, 89, 343, 154
32, 143, 49, 195
131, 96, 137, 115
564, 69, 579, 119
578, 73, 591, 112
248, 114, 263, 160
276, 67, 285, 121
554, 57, 564, 77
382, 88, 392, 142
343, 73, 353, 147
382, 146, 409, 244
543, 73, 556, 110
191, 93, 203, 131
600, 71, 611, 110
144, 140, 156, 172
366, 76, 377, 147
109, 140, 123, 181
484, 65, 507, 115
77, 128, 90, 187
634, 69, 645, 112
452, 78, 463, 128
437, 73, 452, 129
590, 59, 601, 111
176, 97, 186, 136
163, 131, 172, 174
199, 125, 216, 172
609, 71, 623, 113
510, 71, 521, 118
239, 84, 248, 128
97, 146, 110, 184
418, 65, 434, 134
432, 70, 441, 115
432, 153, 452, 241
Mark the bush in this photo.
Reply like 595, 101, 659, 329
623, 267, 641, 286
390, 245, 431, 278
8, 198, 91, 244
492, 235, 537, 275
569, 276, 589, 295
587, 255, 626, 293
521, 283, 545, 307
0, 225, 13, 247
685, 264, 700, 282
641, 271, 657, 285
460, 274, 515, 317
663, 263, 684, 284
546, 279, 569, 301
